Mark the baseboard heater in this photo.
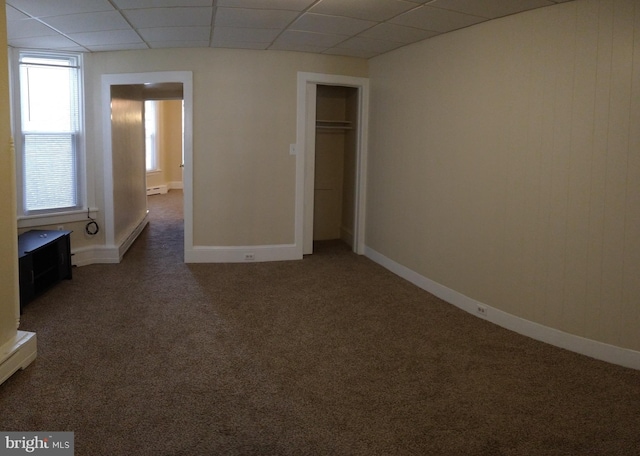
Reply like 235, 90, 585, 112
146, 185, 168, 196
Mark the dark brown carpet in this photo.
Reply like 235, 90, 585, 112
1, 190, 639, 455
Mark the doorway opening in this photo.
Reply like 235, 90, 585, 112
297, 72, 369, 257
101, 72, 193, 261
312, 85, 359, 250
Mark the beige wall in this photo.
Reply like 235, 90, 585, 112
86, 49, 367, 247
146, 100, 183, 189
160, 100, 183, 187
110, 85, 147, 246
367, 0, 640, 351
0, 0, 18, 343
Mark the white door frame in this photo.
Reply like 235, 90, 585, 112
295, 72, 369, 255
101, 71, 193, 259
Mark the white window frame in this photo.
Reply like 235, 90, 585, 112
12, 49, 87, 226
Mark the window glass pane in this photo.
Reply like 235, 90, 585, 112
21, 64, 75, 132
19, 53, 81, 213
145, 100, 158, 172
24, 134, 77, 211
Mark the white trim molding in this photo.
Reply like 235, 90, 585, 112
0, 331, 37, 386
365, 247, 640, 371
186, 244, 298, 263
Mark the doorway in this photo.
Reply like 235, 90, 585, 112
312, 85, 359, 249
296, 72, 370, 256
101, 72, 193, 261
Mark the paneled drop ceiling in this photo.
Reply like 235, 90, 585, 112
6, 0, 575, 58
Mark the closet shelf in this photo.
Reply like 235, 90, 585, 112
316, 119, 353, 130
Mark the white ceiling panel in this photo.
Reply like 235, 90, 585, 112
67, 29, 144, 46
323, 47, 378, 59
309, 0, 417, 22
429, 0, 555, 19
112, 0, 213, 8
7, 0, 114, 18
334, 36, 405, 54
359, 23, 439, 43
138, 27, 210, 42
6, 19, 57, 39
10, 34, 83, 49
213, 41, 270, 50
148, 40, 211, 49
44, 11, 131, 34
291, 13, 375, 36
5, 0, 575, 57
216, 0, 316, 11
215, 8, 299, 29
391, 5, 487, 32
123, 7, 213, 28
270, 41, 329, 53
274, 30, 347, 48
6, 4, 29, 20
212, 27, 281, 44
85, 42, 148, 52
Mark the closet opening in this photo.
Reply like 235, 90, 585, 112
312, 85, 359, 251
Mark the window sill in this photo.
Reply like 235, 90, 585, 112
18, 208, 99, 229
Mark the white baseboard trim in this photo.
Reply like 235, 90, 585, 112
146, 184, 168, 195
185, 243, 300, 263
71, 214, 149, 266
168, 181, 183, 190
365, 246, 640, 371
0, 331, 37, 386
72, 246, 120, 266
118, 213, 149, 261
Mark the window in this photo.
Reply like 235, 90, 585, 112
16, 52, 82, 214
144, 100, 159, 172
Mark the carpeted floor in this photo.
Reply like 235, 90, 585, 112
1, 190, 639, 455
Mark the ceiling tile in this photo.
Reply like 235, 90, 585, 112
138, 27, 211, 42
148, 40, 210, 48
274, 30, 347, 48
429, 0, 555, 19
216, 0, 316, 11
85, 42, 149, 52
7, 0, 114, 18
112, 0, 213, 7
359, 23, 439, 43
335, 36, 405, 54
212, 27, 281, 44
269, 42, 329, 53
391, 5, 487, 32
291, 13, 376, 36
323, 47, 377, 59
309, 0, 417, 22
6, 19, 57, 39
6, 4, 29, 20
213, 41, 270, 50
123, 7, 213, 28
67, 29, 145, 46
44, 11, 131, 34
9, 34, 86, 49
215, 8, 299, 28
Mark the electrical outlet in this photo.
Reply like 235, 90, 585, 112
476, 305, 487, 316
243, 253, 255, 261
57, 225, 64, 231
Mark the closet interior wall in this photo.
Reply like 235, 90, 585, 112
313, 85, 358, 247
